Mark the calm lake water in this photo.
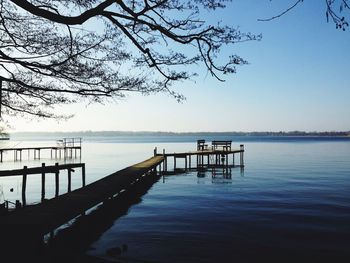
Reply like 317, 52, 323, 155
1, 135, 350, 261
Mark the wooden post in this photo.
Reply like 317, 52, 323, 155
0, 150, 2, 162
82, 163, 86, 187
68, 168, 72, 192
55, 163, 59, 197
22, 166, 27, 206
240, 144, 244, 167
41, 163, 46, 201
0, 79, 2, 117
185, 156, 188, 171
154, 147, 157, 157
174, 156, 176, 170
189, 155, 191, 169
19, 150, 22, 161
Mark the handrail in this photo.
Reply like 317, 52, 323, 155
0, 163, 84, 177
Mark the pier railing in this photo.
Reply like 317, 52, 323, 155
0, 162, 85, 207
56, 137, 82, 148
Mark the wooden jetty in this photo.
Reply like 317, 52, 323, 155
156, 140, 245, 171
0, 137, 82, 162
0, 162, 86, 208
0, 155, 164, 248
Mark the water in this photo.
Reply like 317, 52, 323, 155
1, 135, 350, 261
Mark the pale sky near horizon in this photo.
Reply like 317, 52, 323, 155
6, 1, 350, 132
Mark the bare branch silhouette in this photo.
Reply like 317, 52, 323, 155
0, 0, 261, 119
258, 0, 303, 22
258, 0, 350, 30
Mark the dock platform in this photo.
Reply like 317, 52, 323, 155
156, 143, 244, 171
0, 155, 164, 246
0, 137, 82, 162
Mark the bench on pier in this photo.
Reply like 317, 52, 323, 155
211, 140, 232, 151
197, 140, 208, 151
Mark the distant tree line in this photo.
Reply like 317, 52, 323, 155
10, 130, 350, 137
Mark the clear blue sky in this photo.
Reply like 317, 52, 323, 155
10, 0, 350, 132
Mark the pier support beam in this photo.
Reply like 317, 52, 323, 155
82, 163, 86, 187
55, 163, 59, 197
41, 163, 46, 201
68, 168, 72, 192
22, 166, 27, 206
240, 144, 245, 167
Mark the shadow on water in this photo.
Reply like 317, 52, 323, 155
49, 172, 161, 262
2, 171, 160, 263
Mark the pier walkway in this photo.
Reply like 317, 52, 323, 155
0, 155, 164, 245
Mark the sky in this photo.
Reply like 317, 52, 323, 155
7, 0, 350, 132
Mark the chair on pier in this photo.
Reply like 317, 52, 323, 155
197, 140, 208, 151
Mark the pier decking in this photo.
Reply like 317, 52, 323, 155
0, 155, 164, 245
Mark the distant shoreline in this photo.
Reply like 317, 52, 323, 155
9, 131, 350, 137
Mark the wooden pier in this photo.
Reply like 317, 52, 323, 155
0, 137, 82, 162
0, 162, 86, 207
0, 155, 164, 249
156, 141, 245, 172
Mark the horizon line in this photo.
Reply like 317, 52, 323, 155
8, 130, 350, 134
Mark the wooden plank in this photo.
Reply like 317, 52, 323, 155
0, 156, 164, 236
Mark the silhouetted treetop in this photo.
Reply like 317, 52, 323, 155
0, 0, 260, 119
